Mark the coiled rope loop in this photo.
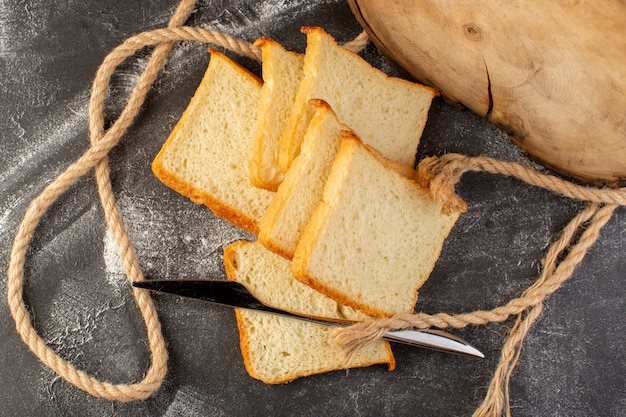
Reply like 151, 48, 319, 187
6, 0, 370, 402
6, 0, 624, 415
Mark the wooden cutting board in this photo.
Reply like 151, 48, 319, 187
349, 0, 626, 187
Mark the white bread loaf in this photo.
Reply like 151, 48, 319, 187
249, 38, 305, 191
152, 49, 274, 234
224, 240, 395, 384
292, 133, 461, 317
278, 26, 438, 173
258, 99, 348, 259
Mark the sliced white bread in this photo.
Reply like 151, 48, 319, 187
260, 99, 419, 260
278, 26, 438, 173
249, 38, 305, 191
292, 133, 461, 317
258, 99, 348, 259
224, 240, 395, 384
152, 49, 274, 234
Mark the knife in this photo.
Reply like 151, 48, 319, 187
132, 279, 484, 358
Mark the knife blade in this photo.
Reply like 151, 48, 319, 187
132, 279, 484, 358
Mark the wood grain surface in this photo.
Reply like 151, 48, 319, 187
350, 0, 626, 186
0, 1, 623, 416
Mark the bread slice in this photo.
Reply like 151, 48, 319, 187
278, 26, 438, 173
259, 99, 420, 260
292, 134, 461, 317
152, 49, 274, 234
224, 240, 395, 384
258, 99, 348, 259
249, 38, 305, 191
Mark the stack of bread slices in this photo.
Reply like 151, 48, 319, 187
152, 27, 463, 384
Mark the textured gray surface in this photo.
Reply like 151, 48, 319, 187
1, 1, 624, 416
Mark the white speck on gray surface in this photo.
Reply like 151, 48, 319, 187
103, 228, 127, 293
1, 1, 623, 416
1, 92, 88, 177
0, 91, 90, 245
43, 279, 121, 363
164, 386, 229, 417
200, 0, 308, 35
104, 193, 250, 280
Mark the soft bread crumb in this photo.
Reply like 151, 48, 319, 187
292, 135, 460, 317
278, 27, 438, 172
224, 240, 395, 384
249, 38, 305, 191
152, 50, 274, 234
259, 99, 348, 259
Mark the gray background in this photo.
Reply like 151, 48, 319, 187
1, 1, 624, 416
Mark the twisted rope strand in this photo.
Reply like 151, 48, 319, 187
4, 0, 302, 402
7, 8, 376, 402
86, 23, 263, 399
332, 199, 618, 417
417, 154, 626, 214
472, 203, 616, 417
89, 0, 200, 400
342, 30, 370, 53
332, 203, 617, 417
6, 1, 624, 414
7, 0, 203, 402
332, 202, 608, 347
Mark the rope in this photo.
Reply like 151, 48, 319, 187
331, 157, 623, 416
5, 0, 624, 414
6, 0, 276, 402
6, 0, 371, 402
342, 29, 370, 53
416, 153, 626, 214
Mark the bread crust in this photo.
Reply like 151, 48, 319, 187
207, 47, 263, 83
259, 99, 340, 259
277, 30, 320, 173
257, 231, 295, 260
279, 26, 439, 172
152, 160, 261, 234
151, 50, 264, 235
233, 308, 395, 384
224, 243, 266, 381
224, 240, 395, 384
250, 37, 304, 191
301, 27, 440, 98
292, 136, 458, 317
340, 131, 418, 181
249, 37, 283, 191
